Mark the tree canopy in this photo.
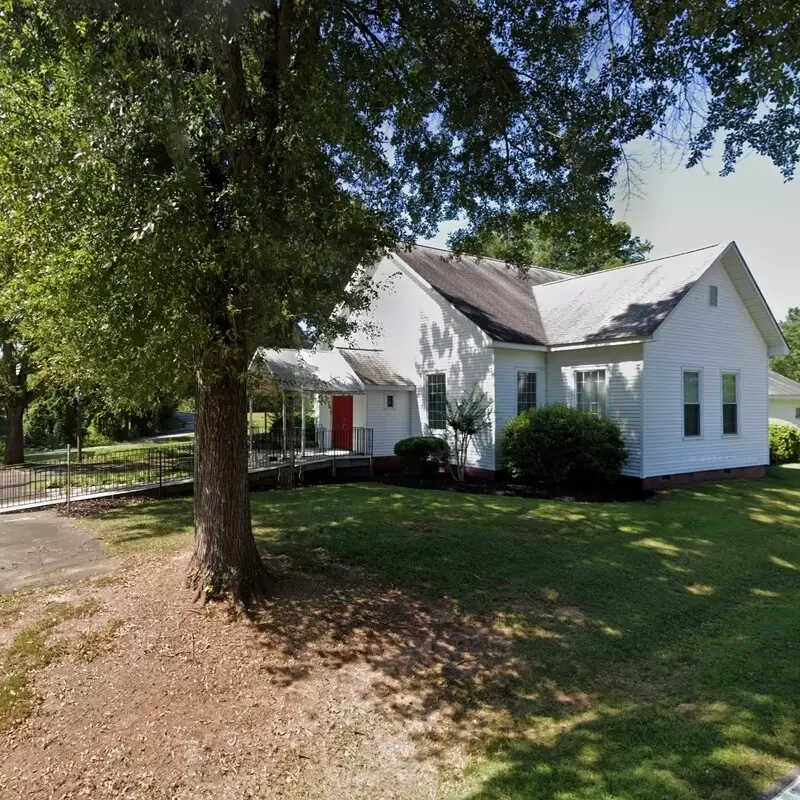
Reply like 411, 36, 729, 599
456, 212, 652, 274
772, 308, 800, 383
1, 0, 799, 603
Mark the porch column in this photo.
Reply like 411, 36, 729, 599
300, 389, 306, 460
281, 391, 287, 459
248, 395, 253, 465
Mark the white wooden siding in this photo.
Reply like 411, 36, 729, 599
316, 396, 331, 430
642, 261, 769, 477
366, 390, 412, 456
339, 255, 497, 470
770, 398, 800, 427
353, 394, 367, 429
546, 344, 644, 477
493, 348, 547, 466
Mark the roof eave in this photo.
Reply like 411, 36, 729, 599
488, 340, 548, 351
721, 242, 789, 352
546, 336, 653, 352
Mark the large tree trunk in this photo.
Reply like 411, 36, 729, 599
186, 362, 269, 608
3, 399, 24, 465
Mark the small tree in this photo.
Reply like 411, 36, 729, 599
442, 387, 493, 483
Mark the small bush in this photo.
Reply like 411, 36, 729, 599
769, 421, 800, 464
394, 436, 450, 475
502, 405, 628, 488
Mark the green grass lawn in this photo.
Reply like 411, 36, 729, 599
85, 468, 800, 800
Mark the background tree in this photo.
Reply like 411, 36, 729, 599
0, 245, 35, 465
456, 211, 652, 274
2, 0, 800, 605
0, 334, 33, 465
772, 308, 800, 382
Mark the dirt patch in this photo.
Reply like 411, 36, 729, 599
0, 552, 517, 799
56, 495, 158, 518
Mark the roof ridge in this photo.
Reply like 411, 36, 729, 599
409, 243, 573, 277
533, 242, 726, 288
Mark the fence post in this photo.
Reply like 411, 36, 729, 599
159, 450, 163, 498
66, 444, 71, 514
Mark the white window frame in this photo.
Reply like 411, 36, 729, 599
682, 367, 703, 439
426, 373, 447, 430
795, 407, 800, 420
385, 393, 395, 410
721, 370, 740, 437
709, 285, 719, 307
516, 370, 538, 414
574, 369, 607, 417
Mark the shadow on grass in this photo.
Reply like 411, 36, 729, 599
83, 468, 800, 799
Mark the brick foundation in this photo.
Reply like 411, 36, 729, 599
642, 464, 767, 490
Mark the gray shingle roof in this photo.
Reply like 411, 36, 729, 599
769, 370, 800, 397
395, 246, 567, 345
398, 243, 734, 347
532, 244, 727, 346
338, 348, 415, 387
252, 348, 364, 393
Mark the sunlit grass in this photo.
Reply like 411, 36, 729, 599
84, 466, 800, 799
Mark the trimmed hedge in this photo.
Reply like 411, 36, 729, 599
502, 405, 628, 487
394, 436, 450, 475
769, 421, 800, 464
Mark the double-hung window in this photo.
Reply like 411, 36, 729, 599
517, 372, 537, 414
427, 373, 447, 429
683, 370, 701, 437
575, 370, 606, 416
722, 372, 738, 435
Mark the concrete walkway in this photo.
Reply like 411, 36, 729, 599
0, 511, 118, 592
763, 773, 800, 800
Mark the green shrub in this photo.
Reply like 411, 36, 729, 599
394, 436, 450, 475
769, 421, 800, 464
502, 405, 628, 487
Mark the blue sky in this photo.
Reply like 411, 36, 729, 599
424, 142, 800, 323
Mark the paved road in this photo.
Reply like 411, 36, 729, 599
0, 511, 118, 592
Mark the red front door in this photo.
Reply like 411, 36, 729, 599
331, 395, 353, 450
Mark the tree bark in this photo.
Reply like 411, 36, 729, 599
186, 361, 269, 608
3, 399, 24, 466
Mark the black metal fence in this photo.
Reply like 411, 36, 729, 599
0, 428, 373, 511
0, 444, 194, 511
249, 426, 373, 469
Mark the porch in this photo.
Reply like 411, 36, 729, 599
248, 425, 373, 471
248, 348, 377, 479
249, 347, 416, 468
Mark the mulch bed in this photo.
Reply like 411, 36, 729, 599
0, 553, 492, 799
376, 470, 655, 503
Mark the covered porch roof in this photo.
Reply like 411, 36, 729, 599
251, 347, 415, 394
251, 348, 364, 394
